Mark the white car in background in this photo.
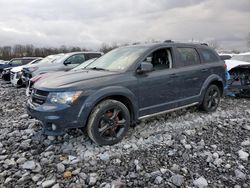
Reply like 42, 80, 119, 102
10, 58, 43, 87
225, 52, 250, 96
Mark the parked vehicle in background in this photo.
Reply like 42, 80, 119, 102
1, 57, 41, 81
0, 60, 6, 65
225, 52, 250, 96
26, 58, 97, 96
27, 42, 226, 145
22, 52, 102, 86
10, 58, 43, 87
22, 54, 64, 85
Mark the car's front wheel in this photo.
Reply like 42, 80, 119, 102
200, 84, 221, 112
87, 99, 130, 146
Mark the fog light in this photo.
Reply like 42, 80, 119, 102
52, 124, 57, 131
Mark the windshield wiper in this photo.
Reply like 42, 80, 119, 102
87, 67, 109, 71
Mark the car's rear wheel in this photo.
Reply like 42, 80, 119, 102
87, 99, 130, 146
200, 84, 221, 112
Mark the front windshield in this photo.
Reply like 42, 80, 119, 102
232, 54, 250, 62
86, 47, 147, 71
72, 58, 97, 71
52, 54, 70, 64
37, 54, 64, 64
10, 59, 22, 65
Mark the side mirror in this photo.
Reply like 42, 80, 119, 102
64, 61, 71, 65
137, 62, 153, 74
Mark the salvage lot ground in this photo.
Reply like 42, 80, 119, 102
0, 80, 249, 187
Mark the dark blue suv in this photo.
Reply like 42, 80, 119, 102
27, 42, 226, 145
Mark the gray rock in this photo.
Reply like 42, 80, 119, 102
234, 185, 241, 188
42, 179, 56, 188
193, 177, 208, 188
72, 168, 81, 175
238, 149, 249, 161
235, 169, 246, 180
4, 158, 16, 166
4, 177, 12, 184
170, 174, 184, 186
123, 144, 131, 149
57, 163, 65, 173
160, 168, 168, 174
154, 176, 163, 184
16, 157, 27, 164
47, 136, 56, 141
32, 174, 43, 182
241, 139, 250, 146
52, 183, 60, 188
89, 173, 98, 186
20, 114, 29, 119
111, 179, 126, 188
99, 152, 110, 161
22, 160, 36, 170
224, 164, 231, 169
242, 124, 250, 131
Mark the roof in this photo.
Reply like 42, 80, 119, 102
122, 41, 211, 50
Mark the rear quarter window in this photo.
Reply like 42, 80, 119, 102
199, 48, 220, 63
176, 47, 200, 66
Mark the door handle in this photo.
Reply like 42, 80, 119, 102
201, 68, 208, 72
170, 74, 178, 78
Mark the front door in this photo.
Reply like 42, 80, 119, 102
137, 48, 182, 117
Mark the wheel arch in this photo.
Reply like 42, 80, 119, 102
200, 74, 225, 101
78, 86, 139, 128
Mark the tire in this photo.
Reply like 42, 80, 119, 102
87, 99, 130, 146
200, 84, 221, 112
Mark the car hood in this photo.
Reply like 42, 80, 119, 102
35, 69, 119, 90
11, 65, 24, 72
0, 64, 11, 69
225, 59, 250, 71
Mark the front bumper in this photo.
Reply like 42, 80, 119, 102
10, 72, 23, 87
27, 99, 83, 136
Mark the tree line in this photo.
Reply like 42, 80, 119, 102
1, 36, 249, 60
0, 43, 120, 60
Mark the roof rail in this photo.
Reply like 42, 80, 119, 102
164, 40, 173, 43
200, 43, 208, 46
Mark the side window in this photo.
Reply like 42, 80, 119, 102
143, 48, 173, 71
200, 49, 219, 63
22, 59, 33, 64
87, 53, 102, 59
176, 47, 200, 66
65, 54, 85, 64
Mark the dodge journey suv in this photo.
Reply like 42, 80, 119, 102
27, 42, 226, 145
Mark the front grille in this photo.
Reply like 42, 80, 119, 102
31, 89, 49, 105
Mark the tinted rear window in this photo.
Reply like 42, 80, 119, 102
176, 47, 200, 66
200, 49, 219, 63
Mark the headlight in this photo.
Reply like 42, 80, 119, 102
28, 67, 38, 72
47, 91, 82, 105
16, 71, 22, 78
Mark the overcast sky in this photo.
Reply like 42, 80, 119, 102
0, 0, 249, 50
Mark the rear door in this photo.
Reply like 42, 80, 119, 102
173, 46, 205, 101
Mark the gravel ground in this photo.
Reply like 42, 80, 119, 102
0, 80, 249, 188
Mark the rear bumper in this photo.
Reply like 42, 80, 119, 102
26, 99, 83, 135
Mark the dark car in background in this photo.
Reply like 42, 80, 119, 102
25, 58, 97, 96
22, 52, 102, 85
27, 42, 226, 146
1, 57, 40, 81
